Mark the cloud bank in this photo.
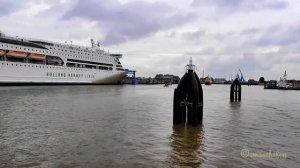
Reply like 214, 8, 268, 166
1, 0, 300, 80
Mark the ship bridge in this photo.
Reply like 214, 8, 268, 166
110, 54, 122, 58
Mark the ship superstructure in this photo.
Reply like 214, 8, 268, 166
0, 31, 126, 85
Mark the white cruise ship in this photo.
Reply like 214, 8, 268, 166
0, 31, 126, 85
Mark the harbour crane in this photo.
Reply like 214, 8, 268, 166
235, 69, 246, 82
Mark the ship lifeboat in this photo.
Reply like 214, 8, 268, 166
28, 53, 46, 60
46, 59, 55, 64
0, 49, 5, 56
7, 50, 27, 58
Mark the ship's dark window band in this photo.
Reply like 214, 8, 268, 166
0, 38, 48, 49
67, 62, 111, 70
116, 68, 124, 71
110, 54, 122, 57
67, 59, 113, 67
116, 65, 123, 67
29, 41, 54, 46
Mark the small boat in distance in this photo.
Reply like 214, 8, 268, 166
204, 75, 213, 85
164, 81, 172, 87
276, 71, 300, 90
277, 70, 291, 89
264, 71, 300, 90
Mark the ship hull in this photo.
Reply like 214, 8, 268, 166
0, 61, 126, 85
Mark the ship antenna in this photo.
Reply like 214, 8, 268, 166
283, 70, 287, 80
185, 57, 196, 72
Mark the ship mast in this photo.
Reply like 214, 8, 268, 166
186, 57, 196, 71
283, 70, 287, 81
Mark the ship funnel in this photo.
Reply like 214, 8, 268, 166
90, 39, 95, 48
173, 58, 203, 126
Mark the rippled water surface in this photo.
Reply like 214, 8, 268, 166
0, 85, 299, 168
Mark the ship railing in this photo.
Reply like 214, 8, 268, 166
1, 34, 123, 58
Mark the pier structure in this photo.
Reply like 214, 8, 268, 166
173, 58, 203, 126
230, 78, 242, 101
124, 69, 137, 85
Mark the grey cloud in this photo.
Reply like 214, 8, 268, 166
250, 25, 300, 46
213, 32, 235, 41
286, 56, 300, 63
185, 48, 215, 55
240, 28, 261, 35
0, 0, 28, 16
166, 31, 177, 38
206, 53, 276, 79
62, 0, 195, 45
192, 0, 288, 14
182, 29, 236, 43
240, 25, 281, 36
182, 30, 205, 41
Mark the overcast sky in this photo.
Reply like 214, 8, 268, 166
1, 0, 300, 80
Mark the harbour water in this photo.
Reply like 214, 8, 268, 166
0, 85, 299, 168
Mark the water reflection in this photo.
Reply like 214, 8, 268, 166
169, 125, 205, 167
230, 101, 241, 109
